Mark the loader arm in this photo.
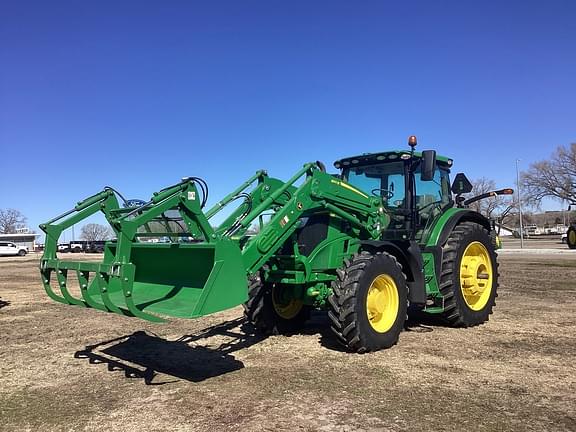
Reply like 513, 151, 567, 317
240, 165, 388, 274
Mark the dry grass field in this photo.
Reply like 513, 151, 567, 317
1, 253, 576, 431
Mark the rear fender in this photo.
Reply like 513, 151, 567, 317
423, 208, 492, 282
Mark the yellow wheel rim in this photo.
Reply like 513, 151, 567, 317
459, 241, 493, 311
366, 274, 399, 333
569, 230, 576, 245
272, 286, 303, 320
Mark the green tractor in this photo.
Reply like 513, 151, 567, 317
39, 136, 512, 352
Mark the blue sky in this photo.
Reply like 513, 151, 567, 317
1, 0, 575, 236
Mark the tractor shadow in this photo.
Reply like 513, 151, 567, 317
0, 298, 10, 309
74, 318, 265, 385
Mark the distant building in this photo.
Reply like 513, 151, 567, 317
0, 232, 40, 251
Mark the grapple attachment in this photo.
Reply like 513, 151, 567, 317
39, 178, 252, 322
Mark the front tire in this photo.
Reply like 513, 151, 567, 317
439, 222, 498, 326
328, 251, 407, 353
243, 274, 310, 335
18, 250, 26, 256
567, 226, 576, 249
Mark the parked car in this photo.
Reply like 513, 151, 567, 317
69, 242, 83, 253
85, 241, 106, 253
561, 233, 567, 243
0, 242, 28, 256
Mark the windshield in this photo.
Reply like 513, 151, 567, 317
344, 161, 452, 211
345, 162, 406, 208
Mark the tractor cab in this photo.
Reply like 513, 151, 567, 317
334, 139, 455, 242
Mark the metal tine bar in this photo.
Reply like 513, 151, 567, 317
109, 265, 167, 323
124, 295, 166, 323
90, 271, 164, 322
55, 268, 86, 307
76, 270, 107, 311
40, 269, 69, 305
95, 272, 132, 317
101, 270, 166, 323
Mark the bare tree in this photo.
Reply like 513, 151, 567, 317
522, 143, 576, 205
80, 223, 113, 241
468, 178, 508, 219
468, 178, 531, 231
0, 209, 27, 234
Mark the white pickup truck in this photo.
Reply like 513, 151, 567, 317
0, 242, 28, 256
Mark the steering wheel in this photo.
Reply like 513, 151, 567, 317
371, 188, 394, 199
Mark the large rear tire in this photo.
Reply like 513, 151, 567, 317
328, 251, 407, 353
567, 226, 576, 249
243, 274, 310, 335
439, 222, 498, 326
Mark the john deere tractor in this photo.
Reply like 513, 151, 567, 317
39, 136, 512, 352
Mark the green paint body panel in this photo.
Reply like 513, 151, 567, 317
421, 252, 440, 297
423, 207, 468, 247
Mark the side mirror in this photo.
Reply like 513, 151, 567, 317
420, 150, 436, 181
451, 173, 473, 194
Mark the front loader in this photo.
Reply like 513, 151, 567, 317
40, 136, 512, 352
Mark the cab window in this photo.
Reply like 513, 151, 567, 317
415, 167, 451, 210
345, 162, 406, 208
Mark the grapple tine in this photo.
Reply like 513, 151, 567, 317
106, 270, 166, 323
95, 272, 132, 317
40, 269, 70, 305
124, 296, 167, 323
55, 268, 86, 307
76, 270, 107, 312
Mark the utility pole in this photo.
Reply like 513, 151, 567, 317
516, 159, 524, 249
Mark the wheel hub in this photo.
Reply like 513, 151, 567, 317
366, 274, 399, 333
272, 286, 303, 320
459, 241, 493, 311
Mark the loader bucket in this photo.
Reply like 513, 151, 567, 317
41, 239, 248, 322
